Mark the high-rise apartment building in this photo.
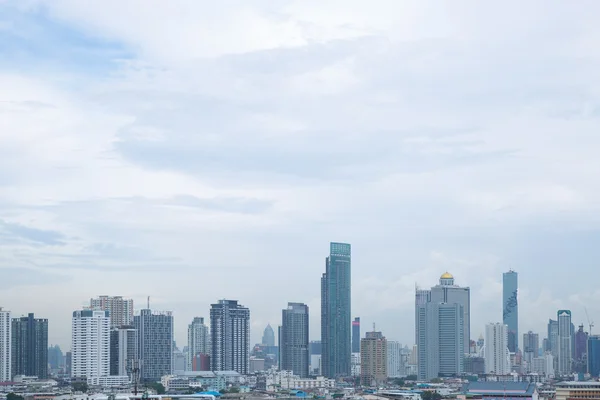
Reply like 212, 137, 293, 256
574, 324, 588, 372
557, 310, 572, 376
588, 335, 600, 378
352, 318, 361, 354
484, 323, 510, 375
110, 325, 137, 377
548, 319, 559, 356
71, 310, 110, 384
360, 330, 387, 387
416, 272, 468, 380
280, 302, 309, 378
321, 242, 352, 378
503, 270, 518, 352
90, 296, 134, 327
11, 313, 48, 379
387, 340, 403, 378
188, 317, 210, 371
0, 308, 11, 382
134, 309, 173, 381
262, 324, 275, 347
522, 331, 539, 373
210, 299, 250, 374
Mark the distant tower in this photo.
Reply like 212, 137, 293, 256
71, 309, 110, 384
280, 302, 309, 378
210, 299, 250, 374
484, 323, 510, 374
557, 310, 573, 376
360, 329, 387, 386
522, 331, 539, 373
503, 270, 518, 352
11, 313, 49, 379
262, 324, 275, 347
90, 296, 134, 327
0, 307, 11, 382
187, 317, 210, 371
352, 317, 361, 353
134, 309, 174, 381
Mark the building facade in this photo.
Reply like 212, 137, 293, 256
71, 310, 110, 383
588, 335, 600, 377
110, 325, 137, 377
188, 317, 210, 371
11, 313, 48, 379
387, 340, 403, 378
502, 270, 518, 353
522, 331, 539, 373
0, 308, 11, 382
321, 242, 352, 378
281, 302, 309, 378
484, 323, 510, 375
360, 330, 387, 387
262, 324, 275, 347
556, 382, 600, 400
352, 317, 361, 354
210, 299, 250, 374
134, 309, 174, 381
574, 324, 588, 373
547, 319, 558, 356
557, 310, 572, 376
90, 296, 134, 327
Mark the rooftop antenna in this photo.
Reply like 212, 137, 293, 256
147, 296, 150, 310
373, 322, 376, 332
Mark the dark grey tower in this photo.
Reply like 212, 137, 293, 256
281, 302, 309, 378
321, 242, 352, 378
503, 270, 518, 352
11, 313, 48, 379
134, 309, 173, 381
210, 299, 250, 374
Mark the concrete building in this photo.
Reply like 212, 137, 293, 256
484, 323, 510, 375
531, 353, 554, 377
574, 324, 588, 372
464, 355, 485, 374
547, 319, 558, 356
90, 296, 134, 327
460, 381, 538, 400
321, 242, 352, 378
555, 381, 600, 400
210, 299, 250, 374
588, 335, 600, 377
187, 317, 210, 371
109, 325, 137, 377
360, 330, 387, 386
262, 324, 275, 347
557, 310, 572, 376
280, 302, 309, 378
0, 307, 11, 382
11, 313, 48, 379
352, 318, 361, 354
134, 309, 174, 381
522, 331, 539, 373
502, 271, 519, 352
71, 309, 110, 384
387, 340, 403, 378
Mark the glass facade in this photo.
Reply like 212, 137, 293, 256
352, 317, 360, 353
134, 309, 173, 381
281, 302, 309, 378
588, 336, 600, 377
11, 313, 48, 379
503, 270, 518, 352
557, 310, 572, 376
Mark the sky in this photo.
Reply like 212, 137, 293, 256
2, 0, 600, 351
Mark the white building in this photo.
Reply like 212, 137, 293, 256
71, 309, 110, 384
484, 323, 510, 375
188, 317, 210, 371
387, 341, 403, 378
531, 353, 554, 378
557, 310, 572, 376
0, 307, 11, 382
265, 370, 334, 392
90, 296, 134, 327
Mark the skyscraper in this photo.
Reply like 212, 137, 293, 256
484, 323, 510, 375
557, 310, 572, 376
134, 309, 173, 381
90, 296, 134, 327
280, 302, 309, 378
503, 270, 518, 352
11, 313, 48, 379
361, 330, 387, 387
48, 345, 64, 371
110, 326, 137, 377
0, 308, 11, 382
210, 299, 250, 374
387, 340, 403, 378
321, 242, 352, 378
522, 331, 539, 373
262, 324, 275, 347
574, 324, 588, 372
352, 317, 361, 354
71, 309, 110, 384
188, 317, 210, 371
548, 319, 559, 356
588, 335, 600, 378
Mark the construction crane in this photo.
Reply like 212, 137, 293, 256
585, 307, 594, 335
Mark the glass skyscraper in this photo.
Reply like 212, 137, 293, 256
321, 242, 351, 378
557, 310, 572, 376
352, 317, 361, 353
503, 270, 518, 352
588, 335, 600, 378
281, 302, 309, 378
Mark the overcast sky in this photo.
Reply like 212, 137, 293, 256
2, 1, 600, 351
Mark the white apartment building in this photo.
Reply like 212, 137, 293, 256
187, 317, 210, 371
0, 307, 11, 382
71, 309, 110, 384
90, 296, 134, 327
484, 323, 510, 375
265, 370, 335, 392
387, 341, 403, 378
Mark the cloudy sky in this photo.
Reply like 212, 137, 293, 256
2, 0, 600, 350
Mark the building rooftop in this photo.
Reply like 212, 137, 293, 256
440, 272, 454, 279
462, 382, 536, 396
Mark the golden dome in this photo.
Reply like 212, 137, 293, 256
440, 272, 454, 279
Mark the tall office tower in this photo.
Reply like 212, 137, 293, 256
48, 345, 64, 370
0, 308, 11, 382
548, 319, 559, 356
574, 325, 588, 367
188, 317, 210, 371
588, 335, 600, 378
352, 318, 361, 354
280, 303, 309, 378
110, 326, 137, 377
262, 324, 275, 347
360, 330, 387, 386
11, 313, 48, 379
417, 302, 464, 380
321, 242, 352, 378
484, 323, 510, 374
210, 299, 250, 374
522, 331, 539, 373
415, 289, 431, 344
134, 309, 173, 381
557, 310, 572, 376
90, 296, 134, 327
71, 310, 110, 384
503, 270, 518, 352
387, 340, 403, 378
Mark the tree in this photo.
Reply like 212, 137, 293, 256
147, 382, 166, 395
72, 382, 89, 393
421, 391, 442, 400
7, 393, 24, 400
430, 378, 442, 384
405, 375, 417, 381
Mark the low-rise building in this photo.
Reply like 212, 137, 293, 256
460, 381, 538, 400
555, 381, 600, 400
264, 370, 335, 392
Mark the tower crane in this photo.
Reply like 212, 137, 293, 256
585, 307, 594, 335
